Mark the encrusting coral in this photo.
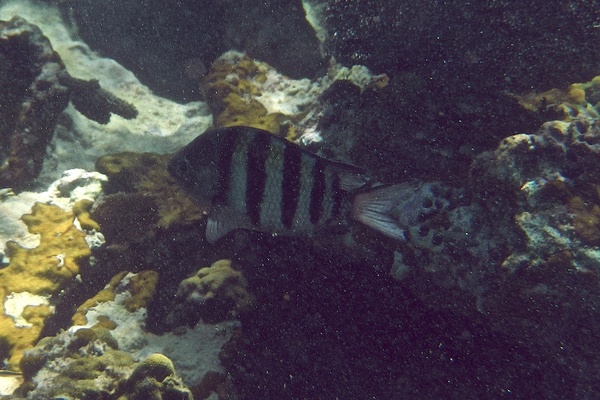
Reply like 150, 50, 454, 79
14, 327, 191, 400
0, 202, 93, 370
203, 52, 293, 134
95, 152, 202, 229
515, 75, 600, 121
117, 353, 192, 400
167, 259, 254, 325
202, 51, 390, 140
72, 270, 159, 327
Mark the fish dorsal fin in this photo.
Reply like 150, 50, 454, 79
205, 205, 250, 244
331, 162, 371, 192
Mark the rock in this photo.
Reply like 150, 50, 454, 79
65, 0, 325, 103
14, 326, 192, 400
0, 16, 70, 189
167, 259, 254, 326
0, 16, 137, 189
324, 0, 600, 94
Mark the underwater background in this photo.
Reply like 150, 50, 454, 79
1, 0, 600, 398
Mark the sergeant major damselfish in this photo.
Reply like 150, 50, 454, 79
168, 126, 419, 244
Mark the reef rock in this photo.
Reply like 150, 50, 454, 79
0, 168, 105, 372
384, 113, 600, 396
64, 0, 325, 103
0, 202, 94, 369
9, 269, 238, 398
324, 0, 600, 95
0, 16, 70, 190
14, 326, 192, 400
0, 1, 213, 190
167, 259, 254, 326
0, 16, 137, 190
204, 50, 389, 142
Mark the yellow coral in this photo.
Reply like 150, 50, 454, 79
516, 84, 587, 112
183, 259, 254, 316
95, 152, 202, 228
72, 199, 101, 231
122, 270, 159, 312
203, 53, 294, 135
72, 270, 158, 327
569, 196, 600, 246
72, 271, 128, 326
515, 77, 600, 121
0, 202, 92, 369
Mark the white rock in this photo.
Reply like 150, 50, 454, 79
4, 292, 53, 328
75, 272, 238, 387
0, 169, 107, 259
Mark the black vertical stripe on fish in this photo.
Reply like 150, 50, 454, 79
320, 167, 335, 223
309, 158, 326, 224
214, 131, 237, 205
245, 132, 271, 226
331, 174, 344, 219
169, 126, 411, 243
281, 143, 302, 229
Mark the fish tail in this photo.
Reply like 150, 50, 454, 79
351, 183, 416, 241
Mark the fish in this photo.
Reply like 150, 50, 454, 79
168, 126, 416, 243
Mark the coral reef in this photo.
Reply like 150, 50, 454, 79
59, 270, 236, 398
119, 353, 192, 400
203, 51, 305, 134
167, 259, 254, 325
0, 168, 106, 267
64, 0, 324, 102
72, 270, 158, 327
0, 16, 137, 190
0, 1, 212, 190
0, 202, 93, 370
204, 50, 389, 140
95, 152, 201, 229
516, 77, 600, 122
67, 77, 138, 124
0, 168, 105, 377
471, 117, 600, 273
311, 72, 539, 183
90, 151, 209, 291
0, 16, 71, 189
377, 113, 600, 396
4, 0, 600, 398
14, 326, 191, 400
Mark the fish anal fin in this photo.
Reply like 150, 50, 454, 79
205, 205, 250, 244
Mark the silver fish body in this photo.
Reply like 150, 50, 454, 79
169, 126, 410, 243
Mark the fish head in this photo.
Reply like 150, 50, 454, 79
168, 130, 224, 208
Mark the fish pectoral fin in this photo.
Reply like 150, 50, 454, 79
335, 166, 371, 192
205, 205, 249, 244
